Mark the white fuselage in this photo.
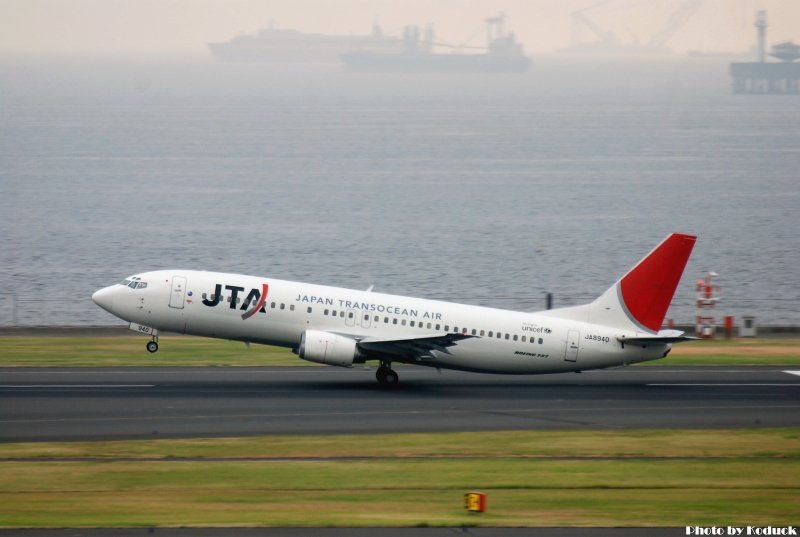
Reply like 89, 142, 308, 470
93, 269, 669, 374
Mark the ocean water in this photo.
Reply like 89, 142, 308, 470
1, 56, 798, 326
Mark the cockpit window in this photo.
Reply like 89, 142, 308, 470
120, 278, 147, 289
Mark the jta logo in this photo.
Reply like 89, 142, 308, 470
202, 283, 270, 320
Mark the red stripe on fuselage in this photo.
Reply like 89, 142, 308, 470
241, 283, 269, 320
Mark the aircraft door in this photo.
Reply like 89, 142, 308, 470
169, 276, 187, 309
564, 330, 580, 362
361, 312, 372, 328
344, 310, 371, 329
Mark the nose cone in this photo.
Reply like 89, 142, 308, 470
92, 286, 116, 314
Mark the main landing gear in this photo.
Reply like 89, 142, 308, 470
376, 361, 399, 387
146, 335, 159, 353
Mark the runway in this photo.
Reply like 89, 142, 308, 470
1, 366, 799, 442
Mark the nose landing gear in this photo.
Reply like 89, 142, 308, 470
376, 362, 399, 387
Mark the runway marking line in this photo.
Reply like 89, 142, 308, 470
648, 383, 800, 387
0, 384, 155, 388
784, 371, 800, 377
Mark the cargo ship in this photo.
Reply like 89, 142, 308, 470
341, 15, 532, 73
208, 24, 405, 63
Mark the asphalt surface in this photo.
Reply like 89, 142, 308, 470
1, 366, 799, 441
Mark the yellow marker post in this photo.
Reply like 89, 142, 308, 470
464, 491, 487, 513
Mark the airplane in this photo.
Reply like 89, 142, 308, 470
92, 233, 696, 386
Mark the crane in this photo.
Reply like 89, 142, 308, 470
647, 0, 705, 49
569, 0, 705, 52
571, 0, 618, 47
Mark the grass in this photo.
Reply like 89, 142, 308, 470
657, 337, 800, 366
0, 429, 798, 528
0, 336, 308, 367
2, 336, 797, 527
2, 429, 799, 460
1, 335, 798, 367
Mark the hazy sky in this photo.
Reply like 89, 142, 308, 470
1, 0, 798, 56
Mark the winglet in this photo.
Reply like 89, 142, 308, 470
618, 233, 696, 332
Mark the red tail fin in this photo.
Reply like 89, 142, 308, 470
619, 233, 696, 332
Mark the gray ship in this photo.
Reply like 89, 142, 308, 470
208, 24, 405, 63
340, 15, 531, 73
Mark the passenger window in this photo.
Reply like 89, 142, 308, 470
340, 311, 345, 317
393, 318, 398, 325
480, 330, 485, 336
364, 314, 369, 321
290, 305, 295, 311
410, 321, 415, 327
271, 302, 276, 308
522, 336, 526, 342
505, 334, 510, 340
444, 325, 449, 331
436, 324, 440, 330
497, 333, 502, 339
374, 316, 379, 322
331, 310, 337, 316
324, 309, 329, 315
513, 335, 518, 341
348, 312, 354, 319
280, 303, 285, 310
401, 319, 406, 326
488, 331, 493, 337
454, 327, 459, 333
539, 338, 543, 344
307, 307, 313, 313
471, 329, 477, 335
384, 317, 389, 323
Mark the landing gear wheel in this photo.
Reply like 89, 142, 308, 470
384, 368, 399, 386
146, 340, 159, 353
376, 364, 399, 387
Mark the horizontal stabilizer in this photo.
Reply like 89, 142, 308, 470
617, 330, 697, 347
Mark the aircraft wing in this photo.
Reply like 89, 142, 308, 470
358, 333, 475, 362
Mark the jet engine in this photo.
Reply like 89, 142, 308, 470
297, 330, 363, 367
